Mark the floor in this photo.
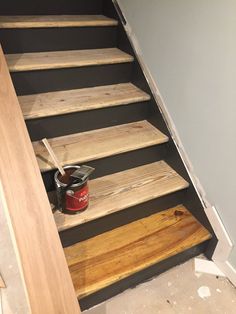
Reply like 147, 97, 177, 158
84, 257, 236, 314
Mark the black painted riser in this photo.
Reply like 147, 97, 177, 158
0, 27, 118, 54
60, 189, 186, 247
27, 101, 153, 141
0, 0, 103, 15
12, 63, 133, 95
42, 144, 168, 191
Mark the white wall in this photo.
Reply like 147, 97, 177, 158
118, 0, 236, 266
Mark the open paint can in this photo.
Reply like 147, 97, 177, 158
54, 165, 94, 214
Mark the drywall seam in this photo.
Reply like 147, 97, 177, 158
114, 0, 234, 274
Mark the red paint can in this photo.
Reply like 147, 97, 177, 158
54, 166, 90, 214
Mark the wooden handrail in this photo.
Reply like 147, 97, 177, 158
0, 46, 80, 313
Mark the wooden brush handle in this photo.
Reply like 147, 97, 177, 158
42, 138, 65, 176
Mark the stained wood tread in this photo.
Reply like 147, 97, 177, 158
33, 121, 169, 172
53, 161, 189, 231
0, 15, 118, 28
19, 83, 151, 120
6, 48, 134, 72
64, 205, 211, 298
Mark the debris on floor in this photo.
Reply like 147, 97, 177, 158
194, 257, 226, 277
197, 286, 211, 299
84, 256, 236, 314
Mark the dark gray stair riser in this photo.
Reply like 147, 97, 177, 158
42, 144, 168, 191
60, 189, 187, 247
11, 63, 133, 95
0, 0, 103, 15
0, 27, 118, 54
27, 101, 153, 141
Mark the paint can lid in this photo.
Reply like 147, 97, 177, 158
70, 165, 95, 183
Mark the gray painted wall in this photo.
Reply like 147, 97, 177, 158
118, 0, 236, 266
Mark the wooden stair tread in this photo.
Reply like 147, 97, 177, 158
19, 83, 151, 120
53, 161, 189, 231
6, 48, 134, 72
64, 205, 211, 298
0, 15, 118, 28
33, 121, 169, 172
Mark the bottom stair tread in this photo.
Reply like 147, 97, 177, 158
64, 205, 211, 299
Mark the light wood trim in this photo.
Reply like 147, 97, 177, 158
33, 121, 169, 172
19, 83, 151, 120
53, 161, 189, 231
6, 48, 134, 72
0, 46, 80, 313
0, 15, 118, 28
64, 205, 211, 298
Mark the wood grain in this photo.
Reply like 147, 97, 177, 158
0, 46, 80, 313
33, 120, 169, 172
19, 83, 150, 120
64, 205, 211, 298
42, 138, 65, 176
6, 48, 134, 72
0, 274, 5, 288
53, 161, 189, 231
0, 15, 118, 28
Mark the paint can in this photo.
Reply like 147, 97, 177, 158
54, 165, 92, 214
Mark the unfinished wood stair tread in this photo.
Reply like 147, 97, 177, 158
53, 161, 189, 231
6, 48, 134, 72
33, 121, 169, 172
0, 15, 118, 28
19, 83, 151, 120
64, 205, 211, 298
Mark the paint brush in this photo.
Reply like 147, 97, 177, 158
42, 138, 65, 176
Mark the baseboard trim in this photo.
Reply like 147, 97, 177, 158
208, 206, 236, 286
214, 261, 236, 287
206, 206, 233, 262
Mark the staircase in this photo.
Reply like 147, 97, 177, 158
0, 0, 213, 310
